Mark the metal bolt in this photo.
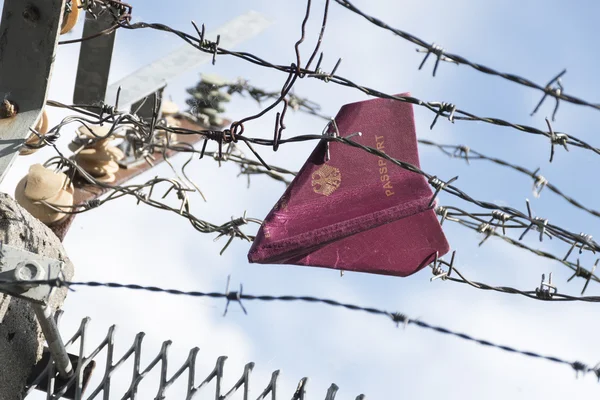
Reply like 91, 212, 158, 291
9, 261, 44, 291
15, 261, 42, 281
22, 4, 41, 23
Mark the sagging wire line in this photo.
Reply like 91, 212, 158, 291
435, 206, 600, 291
420, 139, 600, 221
333, 0, 598, 120
1, 276, 600, 382
429, 250, 599, 299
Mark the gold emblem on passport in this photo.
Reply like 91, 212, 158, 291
312, 164, 341, 196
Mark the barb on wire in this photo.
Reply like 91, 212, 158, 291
434, 206, 600, 287
66, 2, 600, 161
2, 277, 600, 383
45, 96, 600, 258
24, 312, 360, 400
427, 252, 600, 302
59, 0, 132, 45
208, 77, 330, 120
333, 0, 600, 118
38, 145, 263, 252
420, 138, 600, 221
42, 0, 600, 272
416, 43, 459, 76
160, 118, 600, 257
547, 117, 569, 162
531, 70, 566, 121
567, 259, 599, 295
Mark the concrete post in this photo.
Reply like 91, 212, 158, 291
0, 193, 74, 400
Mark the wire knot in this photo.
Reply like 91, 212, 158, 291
416, 43, 457, 76
312, 57, 342, 83
520, 199, 551, 242
564, 233, 595, 261
477, 223, 495, 246
491, 210, 511, 222
531, 69, 566, 121
593, 364, 600, 382
490, 210, 511, 235
453, 145, 470, 164
85, 199, 101, 209
572, 361, 588, 379
546, 118, 569, 162
535, 273, 556, 300
101, 103, 116, 117
223, 276, 248, 316
430, 251, 455, 281
567, 259, 598, 295
435, 206, 449, 225
390, 312, 409, 328
221, 129, 237, 144
230, 216, 248, 227
531, 169, 548, 198
193, 22, 220, 65
427, 175, 458, 208
429, 102, 456, 129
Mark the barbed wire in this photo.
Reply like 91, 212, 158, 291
429, 251, 600, 300
332, 0, 600, 120
199, 76, 331, 121
31, 105, 275, 252
420, 139, 600, 220
109, 9, 600, 161
40, 97, 600, 262
54, 0, 600, 164
7, 0, 600, 396
24, 0, 600, 318
435, 205, 600, 291
25, 311, 362, 400
2, 277, 600, 383
29, 0, 330, 252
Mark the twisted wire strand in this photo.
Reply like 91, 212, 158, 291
420, 139, 600, 220
429, 251, 600, 301
61, 2, 600, 161
436, 205, 600, 289
333, 0, 600, 116
41, 98, 600, 258
1, 277, 599, 382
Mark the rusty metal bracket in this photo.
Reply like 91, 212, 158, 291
0, 0, 65, 183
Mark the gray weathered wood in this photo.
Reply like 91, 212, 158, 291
0, 0, 65, 184
0, 194, 74, 399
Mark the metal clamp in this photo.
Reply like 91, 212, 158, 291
0, 243, 73, 378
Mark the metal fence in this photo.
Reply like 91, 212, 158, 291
24, 311, 364, 400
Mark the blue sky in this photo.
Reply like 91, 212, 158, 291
6, 0, 600, 398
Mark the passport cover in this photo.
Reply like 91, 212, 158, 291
247, 94, 450, 277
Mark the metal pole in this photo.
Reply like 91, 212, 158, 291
32, 305, 73, 378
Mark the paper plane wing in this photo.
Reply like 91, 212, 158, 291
248, 94, 450, 277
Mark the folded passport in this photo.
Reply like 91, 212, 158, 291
247, 94, 450, 277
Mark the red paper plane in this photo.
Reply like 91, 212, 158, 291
248, 94, 450, 277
